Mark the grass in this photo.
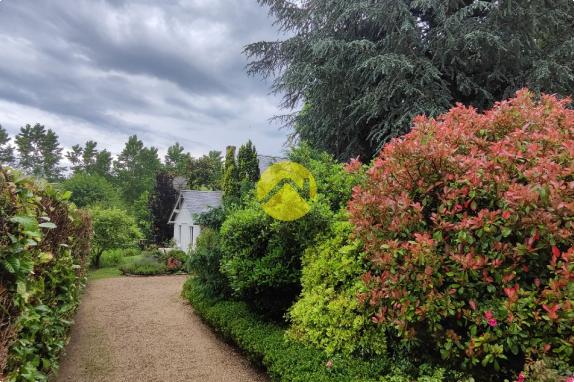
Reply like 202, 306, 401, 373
87, 254, 146, 281
88, 267, 122, 281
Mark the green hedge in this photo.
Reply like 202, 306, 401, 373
183, 277, 458, 382
0, 167, 92, 381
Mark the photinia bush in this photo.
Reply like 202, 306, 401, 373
349, 90, 574, 380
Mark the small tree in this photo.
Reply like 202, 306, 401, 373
222, 146, 240, 203
149, 171, 178, 245
90, 207, 142, 268
61, 173, 120, 208
237, 140, 260, 184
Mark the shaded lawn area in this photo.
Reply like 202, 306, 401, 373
87, 254, 146, 281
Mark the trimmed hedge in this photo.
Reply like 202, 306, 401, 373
0, 167, 92, 381
183, 277, 458, 382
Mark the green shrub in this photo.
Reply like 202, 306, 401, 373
60, 172, 121, 208
288, 218, 386, 357
0, 167, 91, 381
195, 206, 227, 230
220, 200, 333, 318
99, 248, 142, 268
118, 256, 168, 276
183, 277, 461, 382
90, 207, 142, 268
349, 90, 574, 380
187, 228, 230, 297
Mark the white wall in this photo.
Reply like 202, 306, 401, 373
173, 209, 202, 251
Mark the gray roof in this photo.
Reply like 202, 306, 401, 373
169, 190, 223, 223
258, 155, 285, 174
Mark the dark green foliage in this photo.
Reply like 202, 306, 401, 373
0, 166, 92, 381
219, 201, 333, 318
60, 173, 120, 208
14, 124, 63, 181
188, 151, 223, 190
288, 143, 364, 212
237, 140, 260, 184
113, 135, 162, 205
164, 142, 190, 176
0, 125, 15, 165
148, 171, 178, 245
194, 207, 227, 231
187, 228, 230, 297
183, 277, 457, 382
222, 146, 240, 203
65, 141, 112, 178
246, 0, 574, 160
132, 191, 152, 241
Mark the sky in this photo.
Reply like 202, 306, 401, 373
0, 0, 290, 159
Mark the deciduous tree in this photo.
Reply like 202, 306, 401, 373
14, 123, 63, 181
0, 125, 15, 165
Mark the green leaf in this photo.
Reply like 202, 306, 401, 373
39, 222, 57, 229
10, 215, 38, 230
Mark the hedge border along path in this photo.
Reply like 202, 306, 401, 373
182, 277, 396, 382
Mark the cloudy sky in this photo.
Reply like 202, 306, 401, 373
0, 0, 289, 159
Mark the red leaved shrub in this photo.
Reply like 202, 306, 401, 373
349, 90, 574, 379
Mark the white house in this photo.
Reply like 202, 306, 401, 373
168, 190, 223, 251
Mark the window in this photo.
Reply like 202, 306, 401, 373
189, 226, 194, 246
178, 225, 182, 244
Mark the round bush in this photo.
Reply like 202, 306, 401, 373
349, 90, 574, 379
288, 218, 387, 357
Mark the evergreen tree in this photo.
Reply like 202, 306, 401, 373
237, 140, 260, 184
113, 135, 161, 204
246, 0, 574, 160
149, 171, 178, 245
0, 125, 15, 165
15, 123, 63, 180
188, 150, 223, 190
222, 146, 240, 202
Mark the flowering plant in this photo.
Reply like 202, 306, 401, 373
349, 90, 574, 378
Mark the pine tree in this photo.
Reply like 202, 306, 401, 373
0, 125, 15, 165
149, 171, 179, 245
246, 0, 574, 161
237, 140, 260, 184
15, 123, 63, 180
222, 146, 240, 202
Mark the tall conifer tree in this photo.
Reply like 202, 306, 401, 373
246, 0, 574, 160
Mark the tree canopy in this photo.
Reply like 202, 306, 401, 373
14, 124, 63, 180
246, 0, 574, 160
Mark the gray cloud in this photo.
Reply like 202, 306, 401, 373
0, 0, 288, 158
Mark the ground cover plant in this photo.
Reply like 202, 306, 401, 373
349, 90, 574, 380
0, 166, 91, 381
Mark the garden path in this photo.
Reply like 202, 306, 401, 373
56, 275, 268, 382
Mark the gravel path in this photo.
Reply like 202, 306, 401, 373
56, 275, 269, 382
